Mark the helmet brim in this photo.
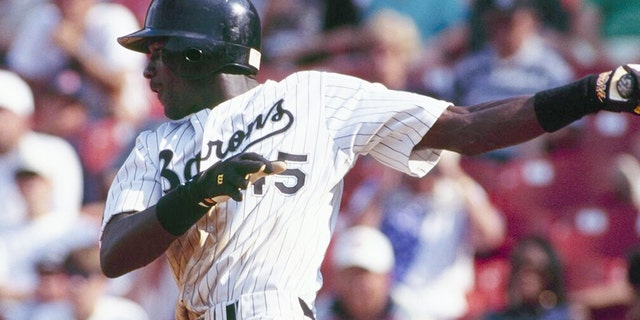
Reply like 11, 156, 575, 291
117, 28, 155, 53
118, 28, 208, 53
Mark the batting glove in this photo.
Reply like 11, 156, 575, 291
156, 152, 286, 236
595, 64, 640, 115
187, 152, 286, 206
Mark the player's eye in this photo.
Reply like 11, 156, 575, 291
148, 48, 163, 61
147, 39, 167, 60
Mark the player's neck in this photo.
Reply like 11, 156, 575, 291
219, 74, 259, 99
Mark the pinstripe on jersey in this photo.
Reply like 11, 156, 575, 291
102, 70, 450, 319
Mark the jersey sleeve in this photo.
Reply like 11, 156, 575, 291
101, 130, 163, 232
321, 72, 451, 177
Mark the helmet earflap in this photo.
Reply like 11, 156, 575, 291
161, 38, 260, 78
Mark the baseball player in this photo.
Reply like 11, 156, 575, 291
99, 0, 640, 319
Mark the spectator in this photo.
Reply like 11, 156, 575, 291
31, 83, 88, 149
0, 0, 46, 64
357, 0, 468, 45
359, 9, 423, 91
291, 8, 424, 92
372, 151, 505, 319
8, 244, 149, 320
358, 0, 470, 87
63, 244, 149, 320
0, 69, 83, 233
259, 0, 326, 65
5, 252, 72, 320
294, 1, 468, 95
574, 0, 640, 69
256, 0, 363, 80
0, 158, 76, 305
6, 0, 150, 125
6, 0, 154, 203
450, 0, 575, 105
467, 0, 571, 52
446, 0, 576, 162
0, 173, 143, 319
316, 225, 408, 320
0, 146, 97, 318
482, 235, 577, 320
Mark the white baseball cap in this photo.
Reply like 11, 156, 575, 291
15, 145, 54, 181
0, 69, 34, 117
332, 226, 395, 274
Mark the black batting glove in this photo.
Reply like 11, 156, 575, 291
156, 152, 286, 236
595, 64, 640, 115
187, 152, 280, 206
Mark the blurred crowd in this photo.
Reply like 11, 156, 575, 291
1, 0, 640, 319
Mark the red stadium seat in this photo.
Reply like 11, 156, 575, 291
463, 257, 510, 319
549, 204, 639, 290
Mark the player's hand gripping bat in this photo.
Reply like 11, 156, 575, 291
189, 152, 287, 206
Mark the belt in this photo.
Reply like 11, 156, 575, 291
198, 294, 315, 320
196, 302, 236, 320
220, 302, 239, 320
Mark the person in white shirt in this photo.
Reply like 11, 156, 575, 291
0, 69, 83, 233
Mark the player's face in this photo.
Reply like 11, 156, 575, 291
145, 41, 218, 120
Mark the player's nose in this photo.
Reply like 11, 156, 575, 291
143, 61, 156, 79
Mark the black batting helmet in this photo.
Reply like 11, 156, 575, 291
118, 0, 261, 78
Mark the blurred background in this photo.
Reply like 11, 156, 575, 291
1, 0, 640, 319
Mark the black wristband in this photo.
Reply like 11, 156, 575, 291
155, 184, 210, 236
534, 74, 601, 132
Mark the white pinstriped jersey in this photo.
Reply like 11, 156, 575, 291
102, 70, 450, 319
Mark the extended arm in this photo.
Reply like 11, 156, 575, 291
419, 96, 542, 155
420, 65, 640, 155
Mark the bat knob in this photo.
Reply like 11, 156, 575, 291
617, 73, 637, 99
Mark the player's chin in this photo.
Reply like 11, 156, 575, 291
163, 106, 188, 120
158, 97, 179, 118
